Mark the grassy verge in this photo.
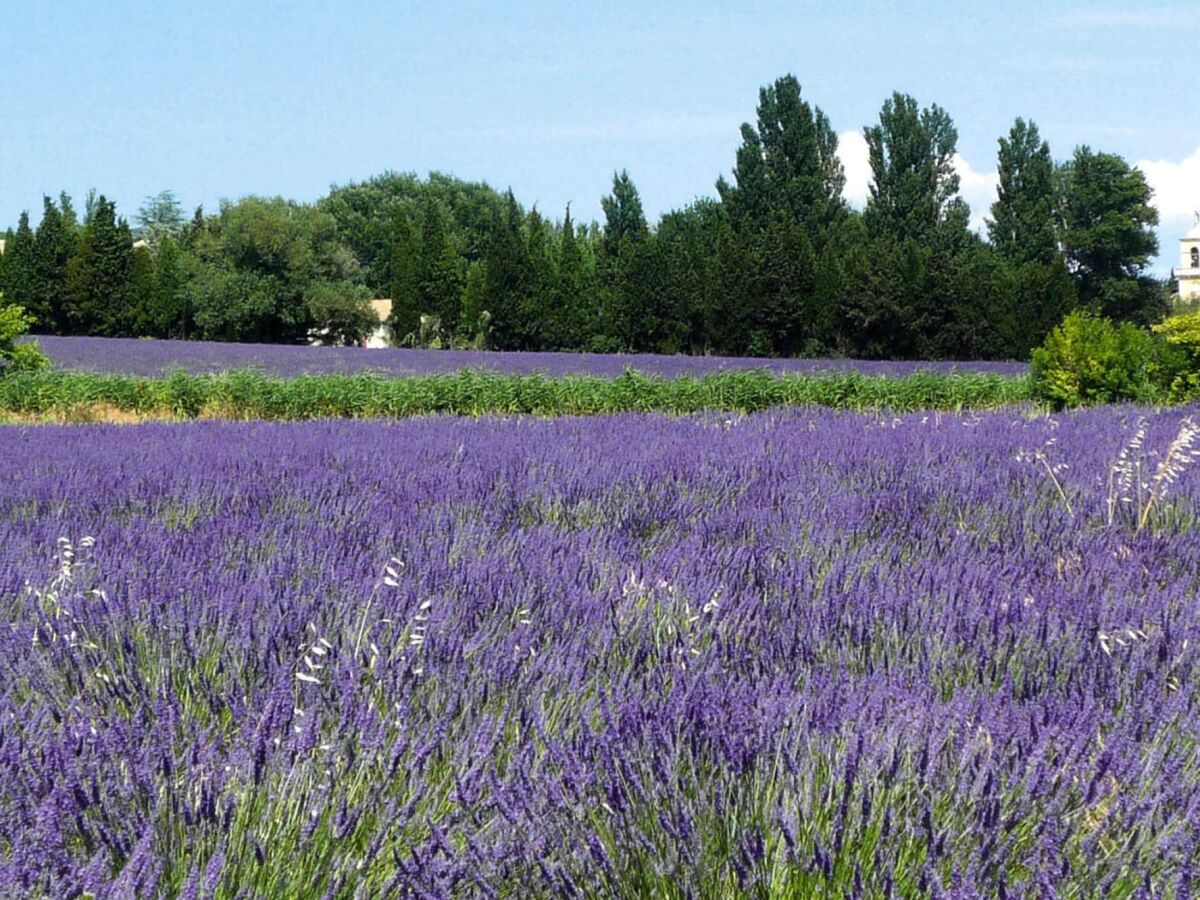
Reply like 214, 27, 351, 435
0, 368, 1035, 422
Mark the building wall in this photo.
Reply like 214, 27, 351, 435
1181, 240, 1200, 271
1180, 275, 1200, 302
1180, 240, 1200, 301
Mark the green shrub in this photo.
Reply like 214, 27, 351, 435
0, 296, 50, 374
1031, 311, 1170, 407
1151, 312, 1200, 401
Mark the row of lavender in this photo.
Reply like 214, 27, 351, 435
33, 335, 1029, 379
1, 408, 1197, 895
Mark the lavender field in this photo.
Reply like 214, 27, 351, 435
33, 335, 1029, 379
2, 408, 1199, 896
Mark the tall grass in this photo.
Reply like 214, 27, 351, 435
0, 368, 1034, 421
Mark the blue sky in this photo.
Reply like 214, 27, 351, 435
2, 1, 1198, 270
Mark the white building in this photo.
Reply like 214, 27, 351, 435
1176, 212, 1200, 304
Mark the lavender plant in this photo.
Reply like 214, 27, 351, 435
1, 408, 1198, 896
31, 335, 1028, 379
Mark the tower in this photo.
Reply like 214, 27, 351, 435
1177, 212, 1200, 304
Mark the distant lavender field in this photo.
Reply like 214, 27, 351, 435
33, 335, 1029, 378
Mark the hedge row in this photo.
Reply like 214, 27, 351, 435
0, 368, 1034, 421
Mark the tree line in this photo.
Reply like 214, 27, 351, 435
0, 75, 1165, 359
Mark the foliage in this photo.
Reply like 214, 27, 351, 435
0, 367, 1031, 420
0, 294, 50, 373
717, 74, 846, 234
0, 214, 38, 326
1057, 146, 1162, 323
304, 281, 378, 346
863, 92, 966, 244
186, 197, 366, 343
149, 235, 187, 338
1153, 310, 1200, 352
710, 76, 849, 358
134, 190, 185, 247
63, 196, 135, 336
386, 208, 422, 344
31, 197, 74, 333
989, 118, 1058, 267
1152, 311, 1200, 401
1031, 310, 1175, 407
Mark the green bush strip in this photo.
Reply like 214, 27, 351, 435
0, 369, 1033, 420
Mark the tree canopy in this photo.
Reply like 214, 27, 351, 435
0, 75, 1170, 358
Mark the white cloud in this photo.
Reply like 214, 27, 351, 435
953, 154, 999, 233
838, 130, 871, 207
1137, 145, 1200, 222
837, 130, 997, 233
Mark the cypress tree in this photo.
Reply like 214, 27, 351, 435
127, 245, 157, 335
0, 213, 38, 327
482, 190, 530, 350
987, 119, 1077, 352
599, 172, 650, 350
522, 208, 557, 349
599, 171, 648, 257
849, 93, 976, 358
65, 196, 134, 335
152, 235, 186, 337
59, 192, 78, 232
387, 208, 422, 344
551, 205, 589, 349
457, 260, 489, 347
33, 197, 74, 333
418, 196, 464, 340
